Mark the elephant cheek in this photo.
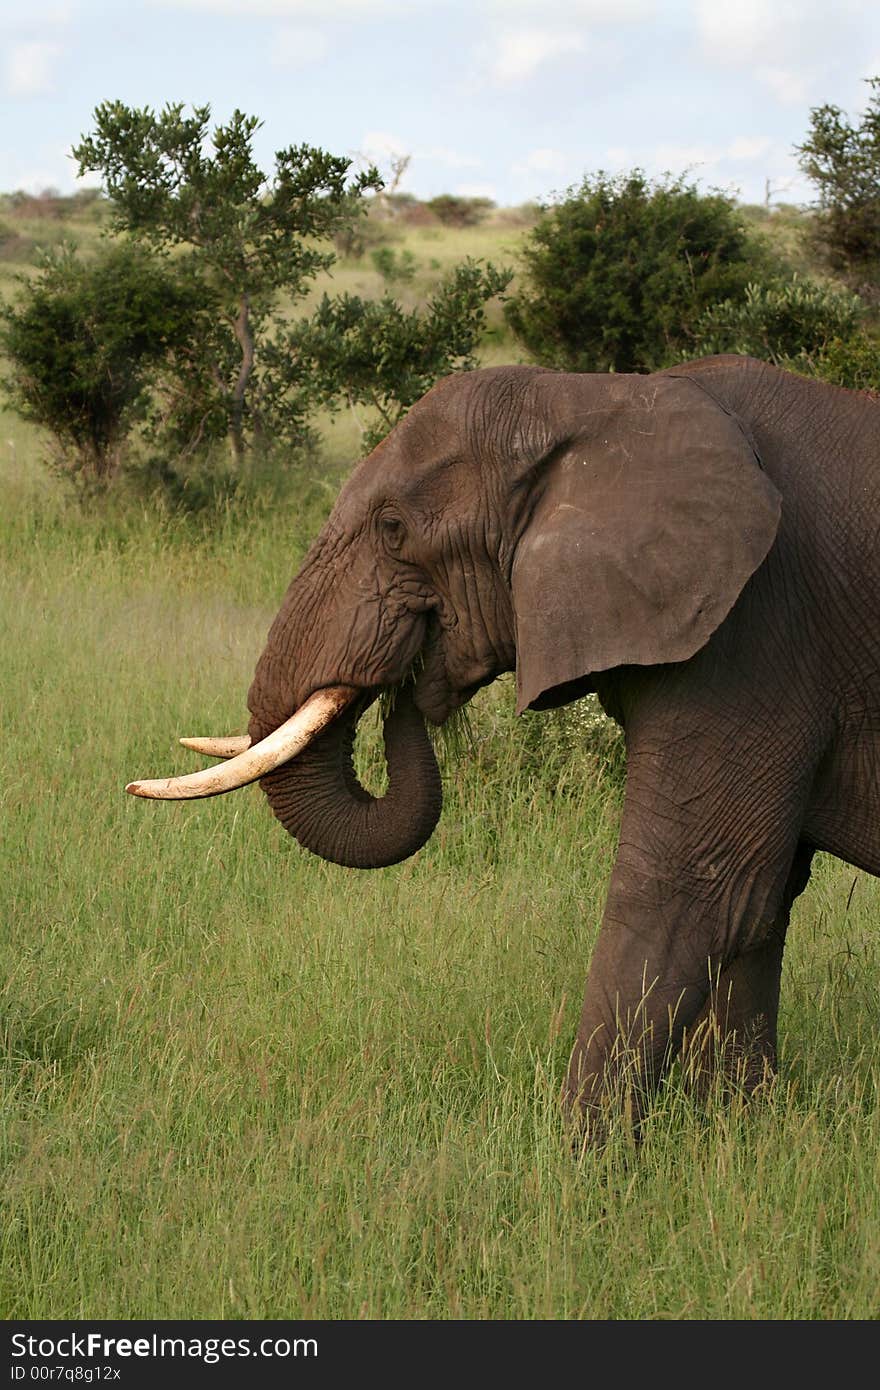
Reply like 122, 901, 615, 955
328, 604, 427, 697
413, 639, 455, 725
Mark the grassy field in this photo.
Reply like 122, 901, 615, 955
2, 387, 880, 1321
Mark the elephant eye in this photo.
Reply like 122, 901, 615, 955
380, 514, 406, 551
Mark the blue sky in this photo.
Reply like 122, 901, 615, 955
2, 0, 880, 209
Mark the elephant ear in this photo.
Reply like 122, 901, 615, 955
511, 374, 782, 713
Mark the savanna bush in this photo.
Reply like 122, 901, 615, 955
0, 221, 32, 262
803, 330, 880, 391
426, 195, 495, 227
693, 275, 864, 364
0, 241, 200, 484
693, 274, 880, 390
504, 171, 780, 373
73, 102, 382, 472
370, 246, 418, 283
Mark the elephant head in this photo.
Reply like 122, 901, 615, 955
128, 364, 781, 871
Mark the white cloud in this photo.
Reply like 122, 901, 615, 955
4, 40, 61, 96
270, 26, 329, 67
453, 182, 498, 200
0, 4, 72, 32
652, 142, 721, 171
359, 131, 480, 173
164, 0, 654, 12
692, 0, 875, 108
421, 146, 481, 169
488, 0, 655, 20
647, 139, 790, 197
3, 167, 62, 195
726, 135, 772, 161
756, 66, 810, 106
153, 0, 415, 14
491, 27, 585, 83
521, 135, 778, 191
511, 147, 569, 177
360, 129, 410, 163
693, 0, 791, 64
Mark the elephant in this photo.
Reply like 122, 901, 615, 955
128, 355, 880, 1136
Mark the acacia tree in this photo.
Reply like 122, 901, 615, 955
73, 102, 381, 465
284, 259, 512, 448
796, 77, 880, 290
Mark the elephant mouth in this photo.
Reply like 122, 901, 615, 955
414, 639, 498, 725
415, 679, 485, 726
411, 624, 474, 725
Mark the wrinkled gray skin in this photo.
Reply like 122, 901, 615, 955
247, 356, 880, 1131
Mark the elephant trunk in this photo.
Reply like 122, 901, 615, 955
254, 684, 442, 869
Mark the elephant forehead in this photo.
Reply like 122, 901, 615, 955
335, 431, 480, 524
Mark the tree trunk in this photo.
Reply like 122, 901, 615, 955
229, 291, 255, 466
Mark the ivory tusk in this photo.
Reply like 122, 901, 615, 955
179, 734, 251, 758
126, 685, 359, 800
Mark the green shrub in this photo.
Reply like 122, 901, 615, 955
504, 170, 779, 373
370, 246, 418, 283
799, 331, 880, 392
426, 195, 495, 227
333, 205, 400, 259
692, 273, 880, 391
0, 242, 201, 483
693, 275, 864, 364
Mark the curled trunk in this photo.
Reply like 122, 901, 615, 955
254, 684, 442, 868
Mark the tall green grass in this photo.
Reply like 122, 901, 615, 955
2, 414, 879, 1320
